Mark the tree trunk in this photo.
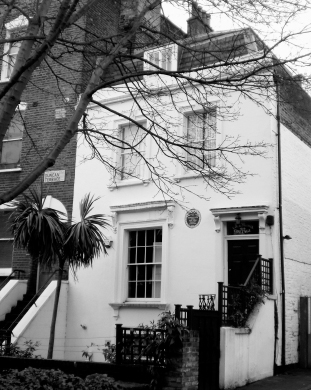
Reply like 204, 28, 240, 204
47, 258, 64, 359
26, 257, 39, 296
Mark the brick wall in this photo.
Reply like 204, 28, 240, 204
0, 0, 121, 277
281, 122, 311, 364
163, 331, 199, 390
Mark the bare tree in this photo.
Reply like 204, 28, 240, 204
0, 0, 310, 204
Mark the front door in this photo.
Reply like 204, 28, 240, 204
228, 239, 259, 286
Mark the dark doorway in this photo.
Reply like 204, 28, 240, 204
228, 239, 259, 285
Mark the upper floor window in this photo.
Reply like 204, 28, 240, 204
120, 124, 146, 180
144, 44, 178, 72
186, 109, 217, 168
1, 15, 28, 82
0, 104, 26, 170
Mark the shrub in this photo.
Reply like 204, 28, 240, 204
0, 340, 41, 358
0, 368, 121, 390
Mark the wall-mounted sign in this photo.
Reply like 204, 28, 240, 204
44, 170, 66, 183
227, 220, 259, 235
185, 209, 201, 228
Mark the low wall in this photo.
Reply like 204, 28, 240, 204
0, 280, 27, 321
12, 281, 68, 360
219, 298, 275, 389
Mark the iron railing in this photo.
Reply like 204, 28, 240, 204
221, 256, 273, 325
115, 324, 166, 365
199, 294, 216, 310
0, 269, 25, 291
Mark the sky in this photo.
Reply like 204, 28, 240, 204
161, 1, 311, 79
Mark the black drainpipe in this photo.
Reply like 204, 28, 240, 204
275, 75, 286, 369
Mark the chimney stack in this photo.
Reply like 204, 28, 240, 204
187, 1, 212, 37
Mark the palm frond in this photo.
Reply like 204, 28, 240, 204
64, 194, 109, 274
11, 188, 65, 265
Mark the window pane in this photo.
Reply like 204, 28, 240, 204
4, 116, 23, 140
155, 229, 162, 243
146, 229, 154, 246
129, 231, 136, 246
154, 282, 161, 298
0, 240, 13, 268
146, 247, 153, 263
137, 282, 145, 298
154, 265, 161, 280
0, 212, 12, 237
146, 282, 152, 298
1, 139, 22, 164
129, 248, 136, 263
137, 265, 145, 281
154, 246, 162, 263
137, 247, 145, 263
128, 282, 136, 298
128, 266, 136, 281
137, 230, 145, 246
146, 265, 153, 280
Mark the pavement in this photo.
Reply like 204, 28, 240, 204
235, 368, 311, 390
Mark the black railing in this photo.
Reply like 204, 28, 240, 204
221, 257, 273, 326
115, 324, 166, 366
199, 294, 216, 310
1, 269, 66, 354
0, 269, 25, 291
243, 256, 273, 293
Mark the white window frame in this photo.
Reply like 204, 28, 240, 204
116, 220, 168, 304
119, 123, 147, 181
185, 109, 217, 169
127, 227, 163, 300
109, 201, 174, 316
144, 44, 178, 72
1, 15, 28, 82
108, 116, 151, 190
0, 205, 15, 274
0, 102, 27, 170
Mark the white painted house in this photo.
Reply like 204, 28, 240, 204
3, 8, 311, 390
61, 21, 311, 388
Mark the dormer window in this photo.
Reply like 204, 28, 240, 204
144, 44, 177, 72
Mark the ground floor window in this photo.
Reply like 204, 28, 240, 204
128, 228, 162, 299
0, 210, 13, 268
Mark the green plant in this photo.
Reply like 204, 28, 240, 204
138, 311, 188, 364
228, 280, 267, 327
102, 342, 116, 363
0, 368, 137, 390
0, 340, 41, 358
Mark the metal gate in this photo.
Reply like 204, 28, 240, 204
175, 297, 221, 390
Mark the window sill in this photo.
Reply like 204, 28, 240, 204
108, 179, 150, 191
109, 302, 168, 318
0, 167, 22, 173
174, 172, 207, 182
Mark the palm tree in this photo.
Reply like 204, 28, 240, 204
47, 193, 108, 359
11, 190, 64, 296
11, 190, 109, 359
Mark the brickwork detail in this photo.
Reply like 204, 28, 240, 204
163, 331, 199, 390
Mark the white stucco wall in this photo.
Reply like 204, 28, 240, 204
0, 280, 27, 321
65, 85, 278, 367
219, 298, 275, 389
281, 124, 311, 365
12, 281, 68, 359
